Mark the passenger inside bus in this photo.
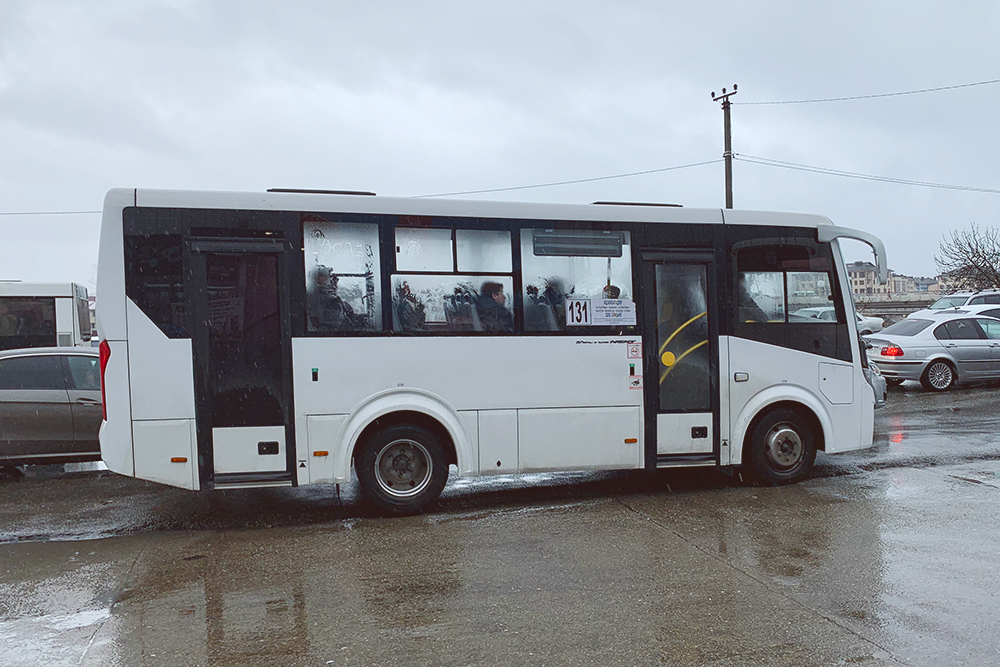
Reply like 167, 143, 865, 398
476, 281, 513, 334
309, 266, 363, 332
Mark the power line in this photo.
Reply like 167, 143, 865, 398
736, 78, 1000, 105
0, 210, 101, 215
737, 154, 1000, 194
413, 159, 723, 198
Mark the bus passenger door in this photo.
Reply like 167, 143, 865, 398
190, 240, 295, 489
641, 251, 719, 468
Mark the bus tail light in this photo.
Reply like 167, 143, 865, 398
881, 345, 904, 357
99, 340, 111, 421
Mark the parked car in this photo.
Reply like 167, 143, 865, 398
0, 347, 102, 467
865, 312, 1000, 391
791, 306, 884, 334
864, 362, 888, 408
907, 289, 1000, 319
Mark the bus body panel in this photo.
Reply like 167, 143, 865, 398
655, 413, 714, 455
98, 340, 133, 476
125, 299, 196, 420
95, 189, 132, 342
132, 419, 199, 490
517, 406, 643, 472
726, 336, 874, 463
292, 336, 643, 483
304, 414, 349, 483
477, 410, 514, 474
292, 336, 642, 415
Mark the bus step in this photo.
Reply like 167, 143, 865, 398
213, 471, 294, 489
656, 453, 716, 468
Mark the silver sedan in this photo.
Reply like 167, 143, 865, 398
866, 313, 1000, 391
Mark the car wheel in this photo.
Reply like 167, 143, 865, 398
921, 360, 955, 391
355, 423, 449, 515
747, 408, 817, 486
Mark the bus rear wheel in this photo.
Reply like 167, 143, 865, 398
356, 424, 448, 515
747, 408, 816, 485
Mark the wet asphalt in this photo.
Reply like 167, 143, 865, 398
2, 380, 1000, 666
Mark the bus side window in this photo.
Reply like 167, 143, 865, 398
733, 241, 849, 362
390, 227, 514, 334
303, 220, 382, 333
520, 228, 633, 333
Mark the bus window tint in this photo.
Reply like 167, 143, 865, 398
124, 234, 186, 337
395, 227, 453, 272
786, 271, 835, 317
303, 220, 381, 333
0, 298, 57, 349
738, 272, 784, 322
456, 230, 512, 273
520, 228, 633, 332
391, 227, 514, 334
391, 275, 514, 333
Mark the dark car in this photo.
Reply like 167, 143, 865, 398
0, 347, 102, 467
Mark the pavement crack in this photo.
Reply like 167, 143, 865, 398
616, 497, 907, 665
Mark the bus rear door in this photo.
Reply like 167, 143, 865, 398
189, 239, 295, 488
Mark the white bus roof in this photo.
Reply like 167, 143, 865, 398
114, 187, 839, 229
0, 282, 84, 298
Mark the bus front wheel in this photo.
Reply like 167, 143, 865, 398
747, 408, 816, 485
356, 424, 449, 515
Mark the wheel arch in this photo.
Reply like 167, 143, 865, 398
920, 354, 961, 384
333, 388, 471, 481
732, 388, 831, 466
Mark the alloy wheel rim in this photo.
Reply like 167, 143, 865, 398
928, 363, 952, 389
374, 439, 433, 498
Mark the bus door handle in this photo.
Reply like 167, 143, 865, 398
75, 397, 101, 406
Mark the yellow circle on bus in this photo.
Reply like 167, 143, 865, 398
661, 351, 676, 367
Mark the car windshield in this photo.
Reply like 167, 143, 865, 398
881, 319, 934, 336
930, 296, 968, 309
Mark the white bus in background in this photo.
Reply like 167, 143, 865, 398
0, 282, 92, 350
96, 188, 887, 513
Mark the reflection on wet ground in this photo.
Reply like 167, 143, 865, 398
2, 383, 1000, 665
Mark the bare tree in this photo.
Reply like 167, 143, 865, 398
935, 223, 1000, 290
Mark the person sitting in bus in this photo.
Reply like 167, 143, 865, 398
394, 281, 427, 332
310, 266, 362, 332
602, 284, 621, 299
477, 281, 513, 334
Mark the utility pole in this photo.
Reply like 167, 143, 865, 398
711, 84, 738, 209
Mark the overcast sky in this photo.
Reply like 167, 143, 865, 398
2, 0, 998, 292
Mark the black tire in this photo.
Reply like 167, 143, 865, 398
920, 360, 955, 391
747, 408, 817, 485
355, 424, 449, 515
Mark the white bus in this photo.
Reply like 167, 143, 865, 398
96, 188, 887, 513
0, 282, 92, 350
